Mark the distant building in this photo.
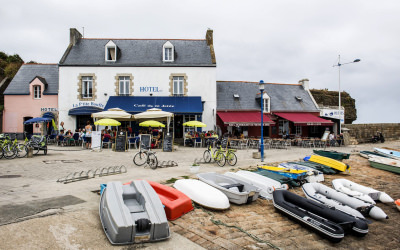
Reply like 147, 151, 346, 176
216, 79, 333, 138
2, 64, 58, 137
58, 28, 216, 137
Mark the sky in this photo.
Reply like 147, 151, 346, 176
1, 0, 399, 123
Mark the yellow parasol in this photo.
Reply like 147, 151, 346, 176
139, 120, 166, 128
94, 118, 121, 126
183, 121, 206, 127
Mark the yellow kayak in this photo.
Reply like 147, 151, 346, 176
259, 166, 308, 175
307, 155, 350, 172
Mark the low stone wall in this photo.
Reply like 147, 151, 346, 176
343, 123, 400, 143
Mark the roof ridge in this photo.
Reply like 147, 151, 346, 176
82, 38, 206, 41
217, 81, 301, 86
23, 63, 58, 65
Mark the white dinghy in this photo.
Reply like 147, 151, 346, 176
332, 178, 394, 203
173, 179, 230, 210
303, 183, 388, 220
224, 170, 288, 200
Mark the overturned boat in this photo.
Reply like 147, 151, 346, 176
313, 150, 350, 160
374, 148, 400, 160
302, 183, 388, 220
224, 170, 288, 200
273, 190, 368, 243
332, 179, 394, 204
255, 169, 301, 188
279, 163, 324, 183
304, 155, 350, 172
197, 172, 260, 205
368, 155, 400, 174
99, 180, 170, 245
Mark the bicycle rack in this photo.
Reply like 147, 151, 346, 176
57, 165, 127, 184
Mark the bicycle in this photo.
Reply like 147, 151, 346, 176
133, 143, 158, 169
203, 140, 226, 167
219, 138, 237, 166
0, 134, 17, 159
24, 133, 48, 155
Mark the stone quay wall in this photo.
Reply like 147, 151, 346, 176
343, 123, 400, 143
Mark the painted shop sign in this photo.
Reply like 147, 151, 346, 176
133, 104, 174, 109
320, 109, 345, 120
72, 102, 105, 108
139, 86, 162, 93
41, 107, 58, 112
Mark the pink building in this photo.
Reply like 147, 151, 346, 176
3, 64, 58, 138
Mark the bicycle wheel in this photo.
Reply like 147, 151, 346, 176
43, 146, 47, 155
16, 144, 28, 158
215, 152, 226, 167
3, 145, 16, 159
226, 152, 237, 166
148, 153, 158, 169
33, 145, 40, 155
0, 147, 4, 159
133, 152, 147, 166
203, 150, 211, 163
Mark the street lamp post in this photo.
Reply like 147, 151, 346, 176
259, 80, 265, 162
333, 55, 360, 134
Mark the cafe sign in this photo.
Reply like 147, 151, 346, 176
72, 102, 105, 108
320, 108, 345, 124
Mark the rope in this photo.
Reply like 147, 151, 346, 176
193, 204, 280, 249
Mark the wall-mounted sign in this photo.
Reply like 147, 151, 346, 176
72, 102, 105, 108
320, 108, 345, 124
41, 107, 58, 112
133, 104, 174, 109
139, 87, 162, 93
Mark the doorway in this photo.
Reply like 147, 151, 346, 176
23, 117, 33, 137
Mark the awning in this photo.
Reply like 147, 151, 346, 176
274, 112, 333, 126
217, 112, 275, 126
104, 96, 203, 114
42, 112, 55, 119
68, 106, 103, 115
23, 117, 52, 124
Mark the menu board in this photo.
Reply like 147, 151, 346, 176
321, 130, 330, 141
115, 131, 127, 152
163, 135, 173, 152
91, 131, 101, 150
140, 134, 152, 150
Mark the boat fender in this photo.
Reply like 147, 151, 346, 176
136, 218, 152, 232
267, 187, 274, 194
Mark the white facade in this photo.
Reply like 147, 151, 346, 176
58, 66, 217, 131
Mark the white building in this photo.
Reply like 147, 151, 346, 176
58, 28, 217, 138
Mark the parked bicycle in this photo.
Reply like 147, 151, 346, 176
133, 143, 158, 169
203, 140, 226, 167
219, 138, 237, 166
24, 132, 48, 155
0, 134, 17, 159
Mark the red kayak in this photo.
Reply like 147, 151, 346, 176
146, 181, 193, 220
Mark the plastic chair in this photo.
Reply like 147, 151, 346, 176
194, 137, 202, 147
102, 137, 112, 148
128, 137, 138, 149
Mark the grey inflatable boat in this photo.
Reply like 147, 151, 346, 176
99, 180, 170, 245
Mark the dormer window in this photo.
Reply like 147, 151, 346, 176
233, 94, 240, 98
163, 41, 174, 62
262, 92, 270, 113
34, 85, 41, 99
105, 41, 117, 62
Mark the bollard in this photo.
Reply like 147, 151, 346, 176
27, 147, 34, 158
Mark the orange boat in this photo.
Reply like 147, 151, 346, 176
146, 181, 194, 220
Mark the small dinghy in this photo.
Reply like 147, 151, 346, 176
258, 166, 308, 182
368, 155, 400, 174
290, 161, 337, 175
273, 190, 368, 243
147, 181, 193, 220
302, 183, 388, 220
304, 155, 350, 172
197, 172, 260, 205
279, 163, 324, 183
173, 179, 230, 210
255, 169, 301, 188
359, 151, 391, 159
374, 148, 400, 160
224, 170, 288, 200
99, 181, 170, 245
313, 150, 350, 160
332, 179, 393, 204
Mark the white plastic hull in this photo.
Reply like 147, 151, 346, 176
279, 163, 324, 183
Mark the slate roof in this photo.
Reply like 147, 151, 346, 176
217, 81, 319, 112
4, 64, 58, 95
60, 39, 215, 67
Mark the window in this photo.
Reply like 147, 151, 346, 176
278, 120, 289, 135
263, 98, 269, 113
105, 41, 117, 62
33, 85, 41, 99
163, 41, 174, 62
82, 76, 93, 98
173, 76, 184, 95
295, 126, 302, 135
119, 76, 130, 96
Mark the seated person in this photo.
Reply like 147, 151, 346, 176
103, 130, 112, 140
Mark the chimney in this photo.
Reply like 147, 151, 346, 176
299, 78, 309, 90
206, 29, 216, 64
70, 28, 82, 46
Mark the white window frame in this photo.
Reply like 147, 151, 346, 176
262, 92, 270, 113
33, 85, 41, 99
278, 120, 289, 135
82, 76, 93, 98
163, 41, 174, 62
295, 125, 302, 135
119, 76, 130, 95
173, 76, 184, 95
105, 41, 117, 62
